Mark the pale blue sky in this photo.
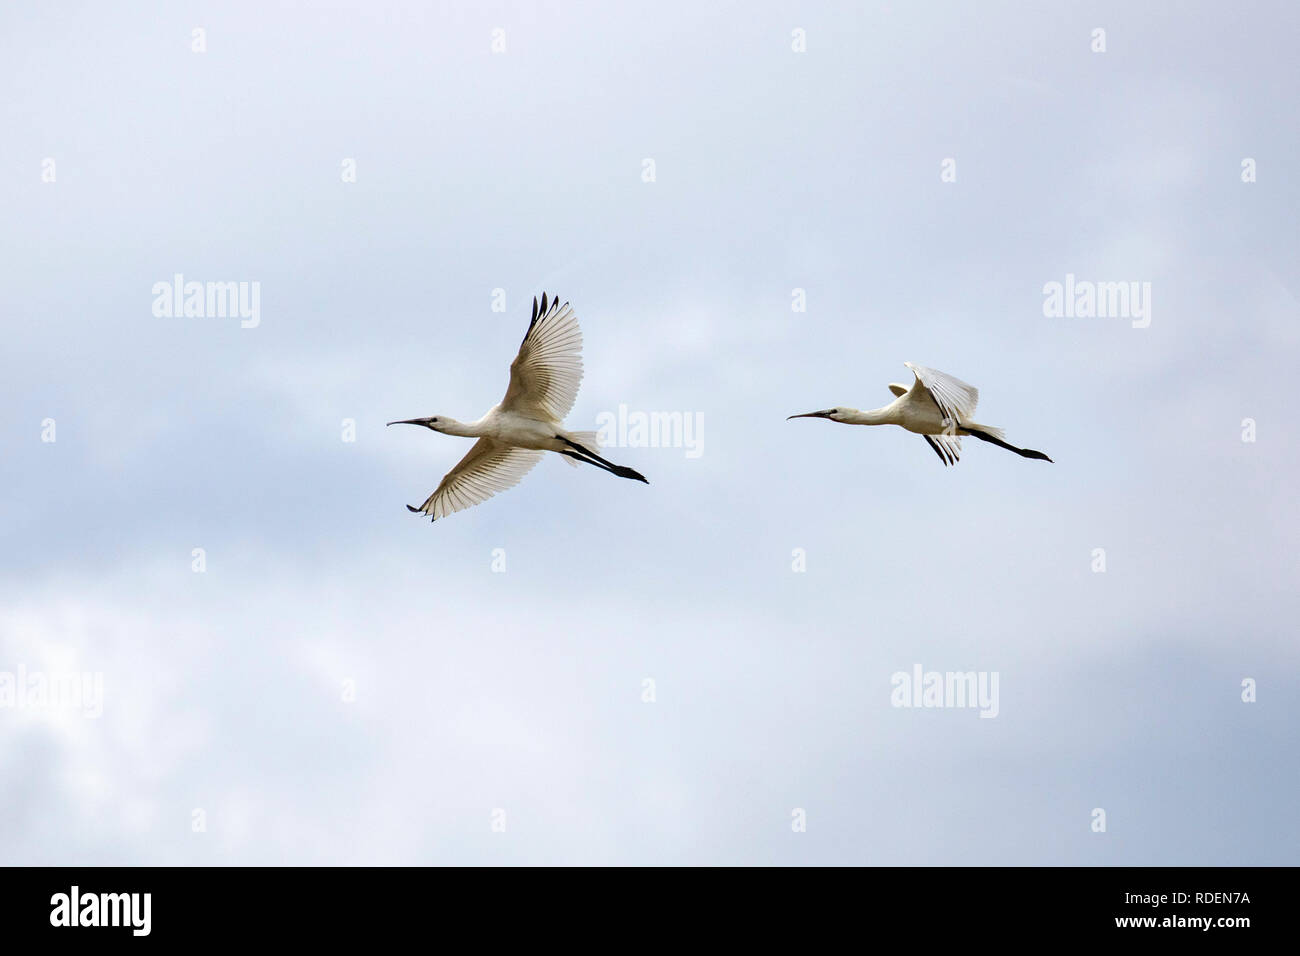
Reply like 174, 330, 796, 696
1, 1, 1297, 864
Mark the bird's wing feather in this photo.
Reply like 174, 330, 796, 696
905, 363, 979, 428
923, 434, 962, 466
409, 438, 544, 521
501, 294, 584, 420
888, 383, 909, 398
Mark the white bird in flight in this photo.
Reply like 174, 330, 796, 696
389, 293, 648, 521
788, 362, 1053, 466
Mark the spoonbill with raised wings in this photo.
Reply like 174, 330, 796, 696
788, 362, 1053, 466
389, 293, 648, 521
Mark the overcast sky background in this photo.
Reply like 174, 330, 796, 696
2, 1, 1297, 864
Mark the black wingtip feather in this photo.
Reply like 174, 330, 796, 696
924, 435, 953, 466
522, 291, 565, 345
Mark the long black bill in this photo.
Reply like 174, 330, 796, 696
387, 418, 432, 427
787, 410, 833, 420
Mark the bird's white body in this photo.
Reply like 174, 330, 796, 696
427, 408, 574, 451
789, 362, 1052, 466
839, 389, 950, 434
389, 294, 647, 521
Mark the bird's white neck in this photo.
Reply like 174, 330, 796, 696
436, 417, 486, 438
841, 406, 894, 426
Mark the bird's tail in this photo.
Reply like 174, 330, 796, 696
962, 424, 1053, 462
560, 431, 602, 468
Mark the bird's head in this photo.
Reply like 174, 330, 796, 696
387, 416, 454, 434
787, 407, 853, 423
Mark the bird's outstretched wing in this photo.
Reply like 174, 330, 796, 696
501, 293, 584, 421
407, 438, 544, 521
923, 434, 963, 466
904, 363, 979, 429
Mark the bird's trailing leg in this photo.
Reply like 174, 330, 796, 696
558, 449, 650, 483
963, 427, 1053, 462
558, 437, 649, 483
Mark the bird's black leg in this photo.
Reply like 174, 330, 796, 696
558, 436, 619, 469
558, 447, 649, 484
964, 427, 1054, 463
559, 449, 617, 474
558, 437, 649, 483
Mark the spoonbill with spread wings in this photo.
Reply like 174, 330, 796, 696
788, 362, 1053, 466
389, 293, 648, 521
